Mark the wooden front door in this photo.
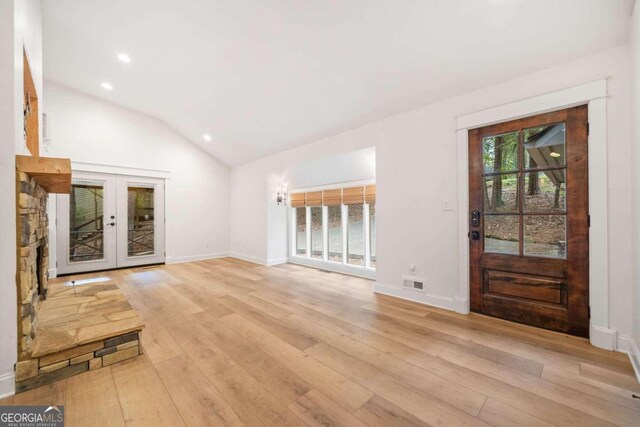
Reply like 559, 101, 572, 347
469, 106, 589, 337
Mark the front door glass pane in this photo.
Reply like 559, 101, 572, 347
347, 204, 364, 266
524, 171, 566, 212
327, 205, 342, 262
524, 123, 566, 169
484, 215, 519, 255
69, 181, 104, 262
482, 131, 518, 173
296, 207, 306, 256
524, 215, 567, 258
128, 186, 155, 257
310, 207, 323, 259
484, 174, 518, 213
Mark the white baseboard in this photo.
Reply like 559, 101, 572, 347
625, 337, 640, 385
48, 268, 57, 279
0, 371, 15, 400
266, 257, 288, 266
454, 297, 469, 314
617, 335, 633, 354
590, 324, 618, 351
374, 283, 455, 311
229, 252, 269, 266
288, 256, 376, 279
165, 252, 229, 264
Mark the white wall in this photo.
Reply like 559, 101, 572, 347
286, 148, 376, 190
231, 45, 634, 345
630, 0, 640, 364
44, 82, 231, 266
0, 0, 18, 400
0, 0, 43, 398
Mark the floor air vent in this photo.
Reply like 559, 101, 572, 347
403, 276, 425, 291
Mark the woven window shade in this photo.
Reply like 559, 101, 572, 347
322, 189, 342, 206
305, 191, 322, 206
290, 193, 305, 208
342, 186, 364, 205
365, 184, 376, 204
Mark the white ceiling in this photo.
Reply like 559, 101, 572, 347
43, 0, 634, 166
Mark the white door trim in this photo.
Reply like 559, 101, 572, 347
454, 78, 613, 350
71, 160, 171, 179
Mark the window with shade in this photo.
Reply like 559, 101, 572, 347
307, 191, 323, 259
291, 193, 307, 256
290, 184, 376, 271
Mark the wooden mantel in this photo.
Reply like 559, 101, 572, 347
16, 155, 72, 194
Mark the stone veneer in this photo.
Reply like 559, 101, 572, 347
16, 171, 49, 360
16, 331, 142, 393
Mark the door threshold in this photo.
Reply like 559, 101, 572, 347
56, 262, 166, 277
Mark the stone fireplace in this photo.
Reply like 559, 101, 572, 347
14, 156, 144, 393
17, 171, 50, 361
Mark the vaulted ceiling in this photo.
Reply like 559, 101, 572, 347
43, 0, 634, 165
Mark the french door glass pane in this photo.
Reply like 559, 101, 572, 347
524, 215, 567, 258
296, 207, 306, 256
310, 207, 323, 259
484, 174, 518, 213
524, 123, 566, 169
347, 204, 364, 266
127, 186, 155, 257
484, 215, 519, 255
483, 131, 518, 173
524, 170, 566, 212
69, 181, 104, 262
369, 203, 376, 269
327, 205, 342, 262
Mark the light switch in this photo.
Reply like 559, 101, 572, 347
441, 199, 455, 211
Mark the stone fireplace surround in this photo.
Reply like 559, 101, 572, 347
16, 171, 49, 361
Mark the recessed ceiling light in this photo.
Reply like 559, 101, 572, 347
101, 82, 113, 91
117, 53, 131, 64
203, 134, 212, 142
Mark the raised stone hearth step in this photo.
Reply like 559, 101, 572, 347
14, 274, 144, 393
16, 330, 143, 393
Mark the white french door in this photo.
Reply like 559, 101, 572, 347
56, 171, 165, 275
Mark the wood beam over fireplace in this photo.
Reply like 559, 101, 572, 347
16, 155, 72, 194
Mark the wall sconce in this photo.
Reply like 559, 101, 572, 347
276, 189, 288, 206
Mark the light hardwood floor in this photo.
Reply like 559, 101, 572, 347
2, 258, 639, 426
